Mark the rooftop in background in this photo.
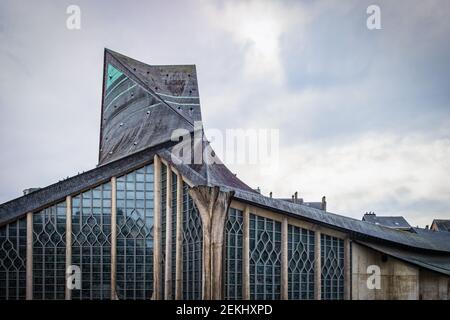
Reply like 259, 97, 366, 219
362, 212, 413, 231
431, 219, 450, 232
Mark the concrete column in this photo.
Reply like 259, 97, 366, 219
110, 177, 117, 300
188, 186, 235, 300
242, 206, 250, 300
26, 212, 33, 300
175, 173, 183, 300
65, 196, 72, 300
281, 217, 288, 300
164, 168, 173, 300
153, 155, 162, 300
314, 230, 322, 300
344, 238, 351, 300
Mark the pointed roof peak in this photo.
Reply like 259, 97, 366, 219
99, 49, 203, 165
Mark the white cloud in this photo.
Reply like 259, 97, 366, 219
202, 0, 306, 83
226, 132, 450, 227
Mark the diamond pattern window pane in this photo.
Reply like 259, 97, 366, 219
0, 218, 27, 300
33, 202, 66, 300
171, 171, 177, 297
71, 182, 112, 300
287, 225, 315, 300
116, 164, 154, 299
182, 183, 202, 300
225, 208, 243, 300
160, 164, 167, 296
321, 234, 344, 300
249, 214, 281, 300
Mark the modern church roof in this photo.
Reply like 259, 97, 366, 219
1, 49, 450, 274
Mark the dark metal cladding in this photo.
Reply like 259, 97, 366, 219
99, 49, 202, 165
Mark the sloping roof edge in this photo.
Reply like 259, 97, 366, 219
356, 241, 450, 276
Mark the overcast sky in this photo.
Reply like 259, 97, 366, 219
1, 0, 449, 227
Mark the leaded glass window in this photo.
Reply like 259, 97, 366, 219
71, 182, 112, 300
160, 163, 167, 296
170, 171, 177, 297
116, 164, 154, 299
225, 208, 243, 300
33, 202, 66, 300
287, 225, 315, 300
249, 214, 281, 300
182, 183, 202, 300
0, 218, 27, 300
321, 234, 344, 300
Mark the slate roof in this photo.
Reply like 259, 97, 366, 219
431, 219, 450, 232
1, 49, 450, 275
362, 213, 412, 230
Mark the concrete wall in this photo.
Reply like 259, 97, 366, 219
351, 243, 419, 300
419, 269, 450, 300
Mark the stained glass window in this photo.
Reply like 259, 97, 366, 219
0, 218, 27, 300
33, 202, 66, 300
71, 182, 112, 300
171, 171, 177, 297
225, 208, 243, 300
321, 234, 344, 300
249, 214, 281, 300
287, 225, 315, 300
182, 183, 202, 300
116, 164, 154, 299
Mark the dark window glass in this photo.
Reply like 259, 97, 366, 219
0, 218, 27, 300
321, 234, 344, 300
287, 225, 315, 300
33, 202, 66, 300
225, 208, 243, 300
116, 164, 154, 300
71, 183, 111, 300
249, 214, 281, 300
182, 183, 202, 300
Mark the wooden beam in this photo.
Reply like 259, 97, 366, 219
189, 186, 235, 300
314, 230, 322, 300
164, 168, 173, 300
65, 196, 72, 300
175, 173, 183, 300
344, 238, 351, 300
153, 155, 162, 300
26, 212, 33, 300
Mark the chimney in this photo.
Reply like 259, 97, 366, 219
23, 187, 41, 196
321, 196, 327, 211
294, 191, 298, 203
269, 192, 272, 198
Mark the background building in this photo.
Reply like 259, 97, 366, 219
1, 50, 450, 300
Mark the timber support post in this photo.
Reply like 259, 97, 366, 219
188, 185, 235, 300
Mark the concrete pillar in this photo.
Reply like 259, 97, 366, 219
242, 205, 250, 300
314, 230, 322, 300
344, 238, 351, 300
164, 168, 173, 300
26, 212, 33, 300
281, 217, 288, 300
153, 155, 162, 300
65, 196, 72, 300
188, 186, 235, 300
111, 177, 117, 300
175, 173, 184, 300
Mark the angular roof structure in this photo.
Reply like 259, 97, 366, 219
362, 212, 412, 231
1, 49, 450, 276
